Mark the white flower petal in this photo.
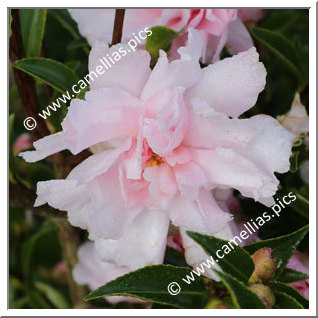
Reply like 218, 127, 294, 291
95, 209, 169, 270
186, 47, 266, 117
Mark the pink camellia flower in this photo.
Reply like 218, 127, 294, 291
13, 133, 32, 155
286, 250, 309, 299
73, 241, 142, 304
237, 9, 266, 23
20, 29, 293, 274
69, 8, 254, 62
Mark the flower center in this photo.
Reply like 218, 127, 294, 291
145, 153, 164, 167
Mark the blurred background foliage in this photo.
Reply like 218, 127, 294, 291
9, 9, 309, 309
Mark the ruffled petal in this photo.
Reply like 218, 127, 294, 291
169, 189, 231, 234
20, 88, 142, 161
190, 147, 279, 200
226, 18, 254, 56
69, 9, 115, 45
143, 88, 189, 155
186, 47, 266, 117
141, 28, 203, 101
95, 209, 169, 270
73, 241, 141, 304
34, 180, 90, 229
88, 41, 151, 98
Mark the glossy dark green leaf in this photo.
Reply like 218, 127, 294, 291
289, 189, 309, 219
274, 291, 304, 309
26, 9, 47, 57
48, 9, 89, 54
250, 27, 306, 87
12, 58, 78, 92
187, 231, 254, 283
244, 225, 309, 277
85, 264, 207, 309
277, 268, 308, 283
213, 270, 267, 309
164, 246, 188, 267
146, 26, 183, 65
269, 281, 308, 308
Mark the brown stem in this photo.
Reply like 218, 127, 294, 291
111, 9, 126, 46
9, 182, 66, 220
54, 218, 92, 308
9, 9, 50, 141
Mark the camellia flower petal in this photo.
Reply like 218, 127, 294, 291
69, 8, 255, 62
73, 241, 143, 303
20, 29, 293, 274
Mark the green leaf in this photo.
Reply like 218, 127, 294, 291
9, 114, 15, 182
289, 189, 309, 219
187, 231, 254, 284
146, 26, 183, 65
164, 246, 188, 267
277, 268, 308, 283
12, 58, 79, 93
289, 151, 300, 173
244, 225, 309, 277
85, 264, 207, 309
274, 291, 304, 309
250, 27, 307, 87
35, 281, 70, 309
269, 281, 308, 308
48, 9, 89, 54
213, 270, 267, 309
21, 222, 57, 288
26, 9, 47, 57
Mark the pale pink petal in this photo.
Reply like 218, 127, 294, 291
190, 147, 279, 200
143, 164, 178, 209
161, 9, 191, 31
95, 209, 169, 270
69, 9, 115, 45
180, 224, 234, 281
173, 162, 207, 200
226, 19, 254, 55
200, 9, 237, 36
164, 146, 191, 167
20, 88, 142, 161
277, 93, 309, 138
73, 241, 141, 304
183, 111, 256, 149
123, 9, 162, 40
67, 138, 132, 183
143, 88, 188, 155
88, 41, 151, 98
238, 9, 266, 23
87, 167, 143, 240
186, 47, 266, 117
13, 133, 32, 154
169, 190, 231, 235
232, 115, 294, 175
141, 28, 203, 101
34, 180, 90, 229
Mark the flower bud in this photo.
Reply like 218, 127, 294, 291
249, 284, 276, 308
205, 297, 229, 309
249, 247, 276, 284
